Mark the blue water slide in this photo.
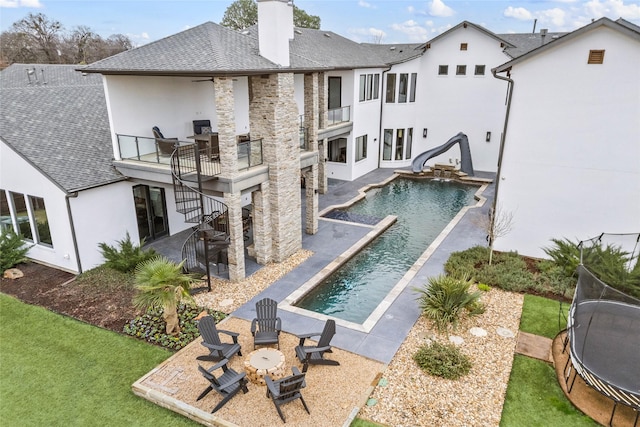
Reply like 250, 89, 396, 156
411, 132, 474, 176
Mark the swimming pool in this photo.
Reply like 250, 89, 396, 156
293, 177, 479, 323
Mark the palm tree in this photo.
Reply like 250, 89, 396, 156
133, 256, 199, 335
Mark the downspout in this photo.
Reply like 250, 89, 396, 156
378, 66, 392, 168
65, 192, 83, 273
490, 67, 515, 239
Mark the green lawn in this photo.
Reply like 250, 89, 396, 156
500, 294, 597, 427
0, 294, 198, 426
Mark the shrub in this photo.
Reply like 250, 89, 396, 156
0, 230, 32, 270
413, 341, 472, 380
477, 283, 491, 292
123, 303, 226, 350
414, 273, 485, 332
542, 238, 581, 277
98, 232, 157, 273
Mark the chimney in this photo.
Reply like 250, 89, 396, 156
540, 28, 548, 45
257, 0, 293, 67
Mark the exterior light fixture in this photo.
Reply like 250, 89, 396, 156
423, 128, 428, 138
486, 131, 491, 142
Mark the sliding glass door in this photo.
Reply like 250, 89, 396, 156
133, 185, 168, 242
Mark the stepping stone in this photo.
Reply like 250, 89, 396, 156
219, 298, 233, 307
449, 335, 464, 345
469, 327, 487, 337
515, 331, 553, 363
496, 327, 515, 338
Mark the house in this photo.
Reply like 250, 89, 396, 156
491, 18, 640, 258
0, 65, 130, 273
4, 0, 632, 277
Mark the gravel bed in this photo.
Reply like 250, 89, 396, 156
358, 287, 524, 427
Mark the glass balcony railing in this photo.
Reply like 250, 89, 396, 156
237, 138, 263, 170
327, 105, 351, 126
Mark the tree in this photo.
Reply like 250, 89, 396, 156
221, 0, 320, 30
10, 13, 62, 63
474, 204, 514, 265
133, 257, 198, 335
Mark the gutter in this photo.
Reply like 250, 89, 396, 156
65, 192, 83, 273
490, 67, 515, 237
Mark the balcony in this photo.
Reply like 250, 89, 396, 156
116, 134, 263, 173
327, 105, 350, 126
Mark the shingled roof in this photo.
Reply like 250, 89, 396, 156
0, 64, 124, 193
81, 21, 387, 75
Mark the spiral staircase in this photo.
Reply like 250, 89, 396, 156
170, 143, 228, 291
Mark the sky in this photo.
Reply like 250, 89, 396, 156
1, 0, 639, 46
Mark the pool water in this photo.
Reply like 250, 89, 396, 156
295, 178, 478, 323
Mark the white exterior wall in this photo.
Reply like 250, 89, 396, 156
494, 26, 640, 258
400, 26, 509, 173
325, 70, 356, 181
1, 144, 79, 272
351, 68, 384, 180
294, 73, 305, 117
104, 75, 251, 157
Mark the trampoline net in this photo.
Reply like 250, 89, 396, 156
568, 233, 640, 410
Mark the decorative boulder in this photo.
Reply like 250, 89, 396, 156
3, 268, 24, 279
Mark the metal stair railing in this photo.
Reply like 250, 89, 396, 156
169, 143, 228, 292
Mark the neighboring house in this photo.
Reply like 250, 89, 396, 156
492, 18, 640, 258
0, 64, 130, 273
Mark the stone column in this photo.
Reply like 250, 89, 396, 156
317, 72, 328, 194
303, 73, 319, 234
214, 77, 238, 177
223, 191, 245, 281
251, 181, 272, 264
249, 73, 301, 262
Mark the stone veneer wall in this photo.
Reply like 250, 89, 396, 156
304, 73, 319, 235
249, 73, 301, 262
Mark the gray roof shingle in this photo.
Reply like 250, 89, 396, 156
0, 64, 124, 193
498, 32, 568, 58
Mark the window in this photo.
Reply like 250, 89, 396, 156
456, 65, 467, 75
10, 192, 32, 241
385, 74, 396, 103
409, 73, 417, 102
328, 76, 341, 109
359, 73, 380, 102
383, 129, 393, 160
328, 138, 347, 163
373, 74, 380, 99
395, 129, 404, 160
398, 73, 408, 103
438, 65, 448, 75
356, 135, 367, 161
406, 128, 413, 159
460, 43, 468, 51
588, 50, 605, 64
0, 190, 11, 235
475, 65, 486, 75
30, 196, 52, 246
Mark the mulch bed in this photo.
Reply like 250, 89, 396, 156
1, 261, 138, 332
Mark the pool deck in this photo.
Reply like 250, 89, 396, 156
230, 168, 496, 364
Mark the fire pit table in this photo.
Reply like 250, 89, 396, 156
243, 348, 286, 385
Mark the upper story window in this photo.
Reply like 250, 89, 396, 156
398, 73, 408, 103
359, 73, 380, 102
456, 65, 467, 76
409, 73, 417, 102
386, 74, 396, 103
438, 65, 448, 75
588, 50, 605, 64
475, 65, 486, 76
460, 43, 468, 51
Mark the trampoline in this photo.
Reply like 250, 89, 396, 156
564, 233, 640, 426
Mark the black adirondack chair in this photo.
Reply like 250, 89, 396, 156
196, 316, 242, 362
265, 367, 310, 423
251, 297, 282, 349
196, 359, 248, 413
294, 319, 340, 373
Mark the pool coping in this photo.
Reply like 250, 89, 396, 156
279, 173, 489, 333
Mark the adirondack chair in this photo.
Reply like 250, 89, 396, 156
251, 297, 282, 349
265, 367, 310, 423
294, 319, 340, 373
196, 359, 249, 413
196, 316, 242, 362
